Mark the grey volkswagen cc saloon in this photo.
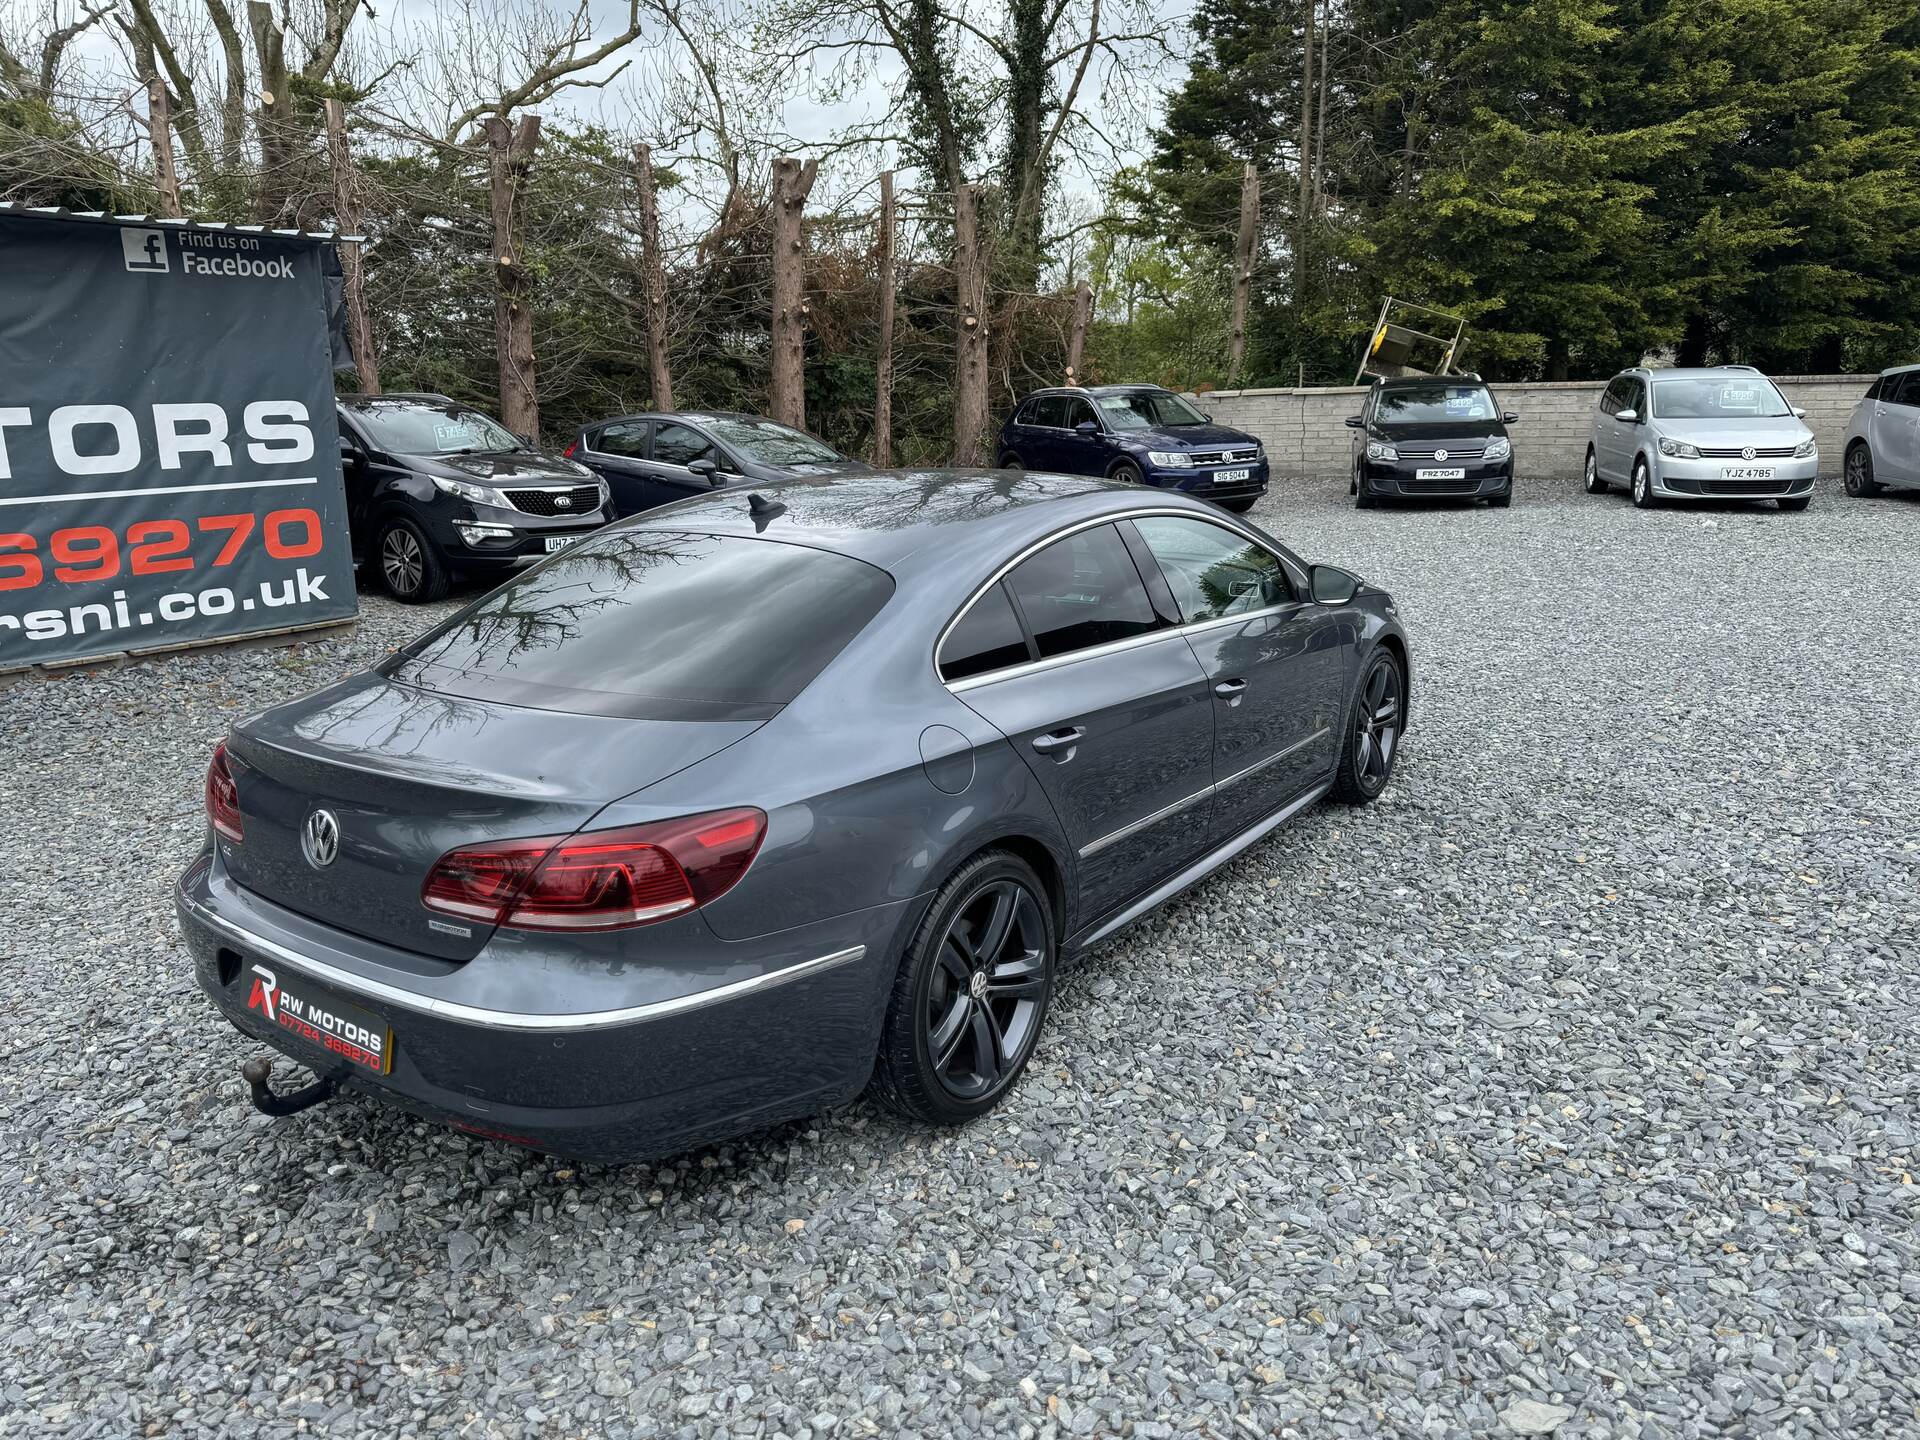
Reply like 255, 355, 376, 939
177, 471, 1412, 1162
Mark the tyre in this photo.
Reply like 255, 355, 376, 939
1331, 648, 1404, 804
1111, 461, 1146, 487
1217, 495, 1259, 513
998, 454, 1024, 472
869, 850, 1055, 1125
376, 516, 450, 603
1631, 456, 1656, 509
1844, 443, 1881, 497
1487, 491, 1512, 508
1584, 448, 1607, 494
1778, 496, 1812, 512
1355, 492, 1377, 510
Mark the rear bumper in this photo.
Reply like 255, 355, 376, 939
175, 851, 909, 1162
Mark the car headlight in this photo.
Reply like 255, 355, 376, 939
1658, 438, 1700, 459
594, 476, 611, 506
1146, 451, 1193, 468
1483, 437, 1512, 462
1794, 438, 1816, 459
454, 522, 515, 546
433, 475, 513, 508
1366, 442, 1398, 462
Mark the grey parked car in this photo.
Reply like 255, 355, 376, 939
176, 471, 1412, 1162
1841, 364, 1920, 497
569, 411, 868, 517
1585, 365, 1817, 510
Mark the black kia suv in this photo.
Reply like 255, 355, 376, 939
336, 395, 612, 602
1346, 376, 1517, 509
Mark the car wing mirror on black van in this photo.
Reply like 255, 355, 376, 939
1343, 415, 1364, 429
686, 458, 721, 487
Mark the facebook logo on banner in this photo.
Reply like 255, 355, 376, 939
121, 228, 169, 273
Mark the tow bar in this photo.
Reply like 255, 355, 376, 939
242, 1056, 336, 1117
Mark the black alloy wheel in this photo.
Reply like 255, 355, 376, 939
1332, 650, 1403, 803
1845, 444, 1880, 497
871, 851, 1055, 1124
377, 517, 449, 603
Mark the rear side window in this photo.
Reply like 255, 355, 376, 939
387, 532, 893, 720
1004, 524, 1161, 660
1890, 372, 1920, 407
939, 583, 1033, 682
1864, 378, 1882, 401
1028, 396, 1067, 428
594, 420, 648, 458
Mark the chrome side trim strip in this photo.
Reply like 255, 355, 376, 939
1079, 783, 1214, 858
179, 893, 865, 1033
1078, 784, 1330, 950
1214, 727, 1330, 791
949, 625, 1192, 692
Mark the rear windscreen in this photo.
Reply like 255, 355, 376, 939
384, 530, 894, 720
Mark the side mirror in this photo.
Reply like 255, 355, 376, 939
1614, 408, 1638, 423
338, 435, 363, 469
1310, 564, 1360, 606
1502, 411, 1519, 424
1074, 419, 1099, 435
686, 458, 721, 487
1202, 412, 1214, 422
1343, 415, 1365, 429
1791, 406, 1807, 418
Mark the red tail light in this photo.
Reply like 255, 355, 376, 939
421, 808, 766, 932
562, 441, 577, 458
206, 742, 243, 842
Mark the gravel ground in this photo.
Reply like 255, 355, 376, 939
2, 473, 1917, 1439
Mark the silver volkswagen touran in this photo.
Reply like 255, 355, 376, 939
1584, 365, 1817, 511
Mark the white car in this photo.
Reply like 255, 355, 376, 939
1585, 365, 1818, 511
1842, 364, 1920, 497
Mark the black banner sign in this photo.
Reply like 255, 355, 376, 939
0, 211, 357, 669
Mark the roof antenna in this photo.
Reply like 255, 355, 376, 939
746, 492, 786, 531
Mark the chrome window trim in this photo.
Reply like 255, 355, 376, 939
180, 890, 865, 1033
936, 507, 1304, 690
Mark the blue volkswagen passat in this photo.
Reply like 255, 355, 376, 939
177, 471, 1411, 1161
997, 386, 1269, 512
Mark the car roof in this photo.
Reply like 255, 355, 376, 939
614, 468, 1235, 573
1878, 363, 1920, 376
339, 392, 457, 408
1374, 374, 1488, 388
1629, 366, 1772, 381
585, 411, 767, 428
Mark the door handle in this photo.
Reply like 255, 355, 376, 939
1213, 678, 1249, 698
1030, 726, 1086, 759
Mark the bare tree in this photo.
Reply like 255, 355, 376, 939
487, 113, 543, 439
768, 152, 819, 429
323, 99, 379, 394
1066, 278, 1091, 384
144, 77, 185, 217
631, 142, 675, 410
952, 179, 988, 465
873, 168, 896, 465
1229, 162, 1258, 382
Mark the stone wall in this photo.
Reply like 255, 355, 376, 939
1195, 374, 1878, 477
